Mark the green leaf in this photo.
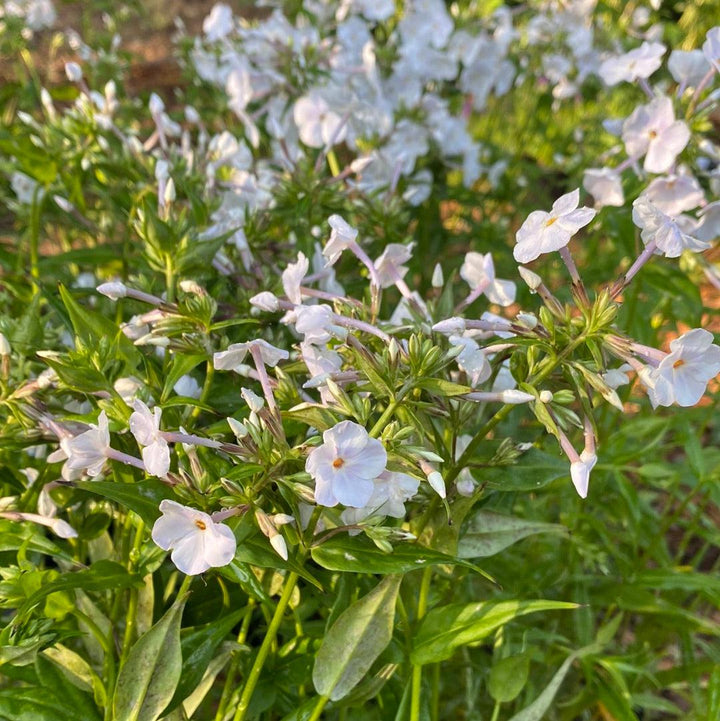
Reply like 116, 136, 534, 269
482, 449, 569, 492
35, 654, 101, 721
415, 378, 473, 397
707, 665, 720, 721
488, 654, 530, 703
313, 575, 402, 701
0, 686, 83, 721
166, 608, 247, 712
311, 536, 489, 577
411, 600, 578, 665
113, 595, 186, 721
457, 511, 568, 558
506, 651, 578, 721
57, 284, 139, 366
75, 480, 175, 525
16, 560, 144, 621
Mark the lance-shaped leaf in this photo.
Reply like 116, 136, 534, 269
113, 595, 186, 721
457, 511, 568, 558
411, 600, 578, 665
313, 575, 402, 701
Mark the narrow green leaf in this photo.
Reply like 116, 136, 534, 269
457, 511, 568, 558
411, 600, 578, 665
707, 665, 720, 721
313, 575, 402, 701
311, 536, 490, 579
75, 480, 175, 525
113, 595, 186, 721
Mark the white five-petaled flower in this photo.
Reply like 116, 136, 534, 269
323, 215, 359, 266
646, 329, 720, 407
598, 41, 665, 86
449, 335, 491, 386
152, 500, 237, 576
293, 93, 347, 149
289, 304, 347, 346
460, 252, 516, 306
631, 196, 709, 258
213, 339, 289, 372
129, 400, 170, 477
305, 421, 387, 508
582, 168, 624, 208
702, 26, 720, 72
622, 96, 690, 174
374, 244, 414, 288
513, 189, 596, 263
282, 252, 309, 305
59, 411, 110, 480
340, 470, 420, 526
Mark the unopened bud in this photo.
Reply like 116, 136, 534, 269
388, 337, 400, 363
51, 518, 78, 539
539, 390, 553, 403
250, 292, 280, 312
427, 471, 446, 499
149, 92, 165, 116
516, 312, 538, 329
272, 513, 295, 526
164, 177, 176, 205
432, 317, 466, 335
227, 417, 248, 439
65, 62, 83, 83
270, 533, 288, 560
431, 263, 444, 288
518, 266, 542, 291
97, 281, 127, 300
0, 333, 10, 356
500, 389, 535, 404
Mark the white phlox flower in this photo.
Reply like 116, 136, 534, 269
598, 41, 665, 85
582, 168, 624, 208
305, 420, 388, 508
341, 470, 420, 526
632, 196, 709, 257
449, 335, 491, 386
282, 252, 309, 305
152, 500, 237, 575
668, 49, 711, 87
513, 189, 596, 263
174, 375, 202, 399
289, 304, 347, 345
59, 411, 110, 480
324, 215, 358, 266
460, 252, 516, 306
622, 96, 690, 174
203, 2, 234, 41
644, 174, 705, 216
213, 339, 289, 372
129, 400, 170, 478
294, 93, 347, 149
374, 244, 413, 288
646, 329, 720, 407
702, 26, 720, 72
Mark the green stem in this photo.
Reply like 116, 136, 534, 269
410, 568, 432, 721
369, 397, 399, 438
233, 572, 299, 721
307, 694, 330, 721
326, 150, 340, 177
165, 253, 175, 304
189, 360, 214, 422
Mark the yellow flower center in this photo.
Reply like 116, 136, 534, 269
194, 519, 207, 530
544, 216, 558, 227
673, 359, 685, 369
332, 457, 345, 469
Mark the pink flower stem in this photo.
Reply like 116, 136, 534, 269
628, 341, 666, 365
611, 240, 657, 298
333, 315, 392, 343
464, 319, 513, 333
162, 431, 222, 449
638, 78, 655, 100
455, 279, 491, 314
249, 345, 280, 418
688, 68, 716, 115
299, 286, 364, 309
106, 448, 146, 470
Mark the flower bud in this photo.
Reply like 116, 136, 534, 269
250, 292, 280, 312
149, 92, 165, 116
270, 533, 288, 560
97, 281, 128, 300
539, 390, 553, 403
65, 62, 83, 83
500, 389, 535, 404
51, 518, 78, 539
227, 417, 249, 439
432, 317, 466, 335
518, 266, 542, 290
0, 333, 10, 356
431, 263, 444, 288
164, 177, 176, 205
427, 471, 446, 498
